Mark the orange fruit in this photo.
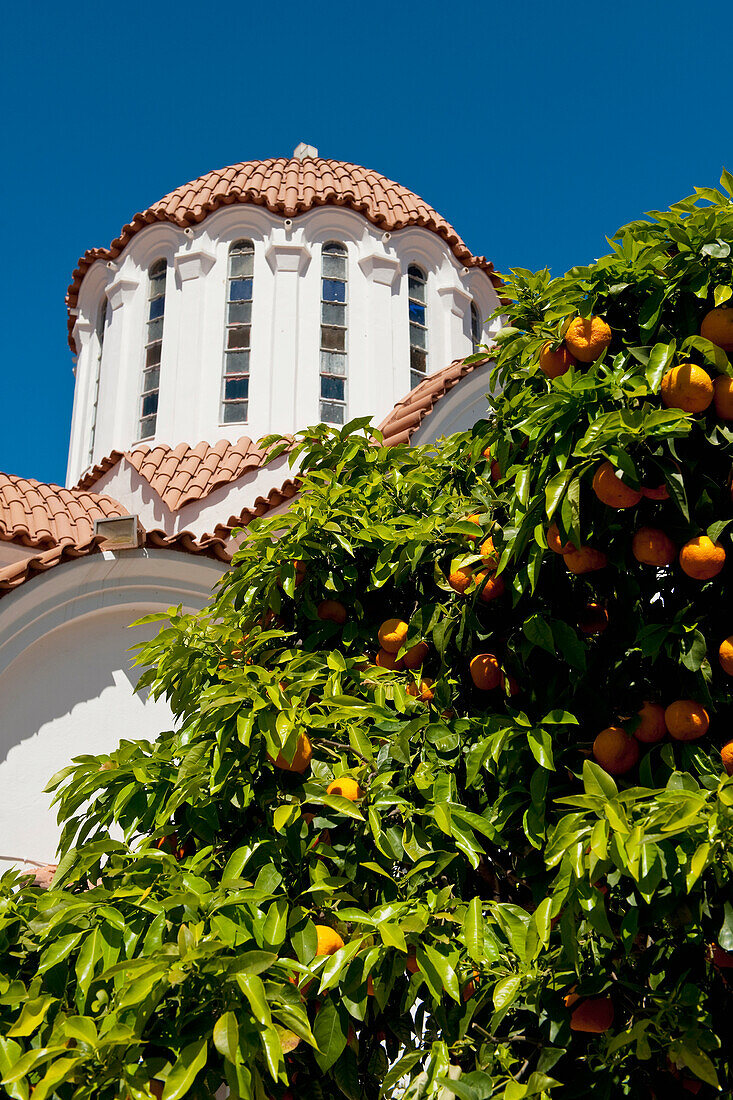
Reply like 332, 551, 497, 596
480, 537, 499, 569
327, 777, 363, 801
475, 570, 505, 602
402, 641, 429, 669
593, 727, 640, 775
406, 677, 434, 703
317, 599, 347, 624
539, 342, 575, 378
641, 482, 670, 501
701, 306, 733, 352
482, 446, 502, 482
564, 545, 607, 574
470, 653, 502, 691
449, 565, 474, 594
665, 700, 709, 741
709, 942, 733, 969
713, 375, 733, 420
568, 996, 614, 1033
367, 975, 375, 996
500, 672, 520, 697
660, 363, 713, 412
406, 949, 419, 974
378, 618, 409, 653
721, 741, 733, 775
577, 602, 608, 634
461, 969, 480, 1002
564, 316, 612, 362
375, 648, 404, 670
270, 732, 313, 773
718, 636, 733, 675
315, 925, 345, 956
294, 560, 307, 587
547, 522, 573, 554
631, 527, 676, 567
679, 535, 726, 580
592, 461, 642, 508
633, 701, 667, 743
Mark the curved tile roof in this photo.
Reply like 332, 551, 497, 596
0, 473, 126, 549
66, 157, 501, 351
76, 436, 284, 512
378, 355, 492, 447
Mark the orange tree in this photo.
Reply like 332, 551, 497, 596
2, 175, 733, 1100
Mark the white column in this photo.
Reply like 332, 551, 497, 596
265, 236, 311, 437
358, 253, 402, 423
437, 284, 473, 365
164, 247, 217, 443
96, 274, 139, 466
66, 317, 96, 486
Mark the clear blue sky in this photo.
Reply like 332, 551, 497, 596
1, 0, 730, 485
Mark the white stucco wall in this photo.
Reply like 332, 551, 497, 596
0, 550, 225, 871
67, 206, 501, 486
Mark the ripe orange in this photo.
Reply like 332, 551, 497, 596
539, 341, 575, 378
664, 700, 709, 741
315, 925, 345, 956
402, 641, 429, 669
568, 996, 614, 1033
713, 375, 733, 420
461, 969, 480, 1001
480, 537, 499, 569
470, 653, 502, 691
406, 677, 434, 703
593, 727, 640, 775
475, 570, 506, 602
564, 316, 612, 362
317, 599, 347, 624
660, 363, 714, 412
375, 648, 404, 670
294, 560, 307, 587
482, 446, 502, 482
641, 482, 670, 501
709, 942, 733, 969
327, 777, 363, 801
270, 732, 313, 773
378, 618, 409, 653
406, 949, 419, 974
547, 522, 573, 555
633, 701, 667, 743
449, 565, 474, 594
592, 461, 642, 509
721, 741, 733, 775
564, 545, 608, 574
718, 636, 733, 675
577, 602, 608, 634
700, 306, 733, 352
500, 672, 520, 697
632, 527, 676, 567
679, 535, 726, 580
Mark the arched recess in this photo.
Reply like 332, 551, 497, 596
0, 551, 225, 867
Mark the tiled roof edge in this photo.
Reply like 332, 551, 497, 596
378, 353, 493, 447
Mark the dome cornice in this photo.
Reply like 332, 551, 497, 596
65, 157, 501, 351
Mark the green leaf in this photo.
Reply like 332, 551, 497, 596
583, 759, 618, 800
7, 995, 57, 1037
273, 804, 299, 831
719, 902, 733, 951
235, 974, 272, 1026
677, 1043, 720, 1088
714, 285, 732, 307
523, 614, 555, 654
213, 1011, 239, 1064
527, 727, 554, 770
313, 998, 347, 1072
420, 945, 461, 1003
645, 341, 676, 391
463, 897, 484, 962
163, 1040, 208, 1100
37, 932, 84, 974
493, 974, 521, 1010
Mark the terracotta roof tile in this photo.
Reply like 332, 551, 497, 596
0, 474, 126, 549
67, 157, 502, 351
378, 355, 493, 447
77, 436, 283, 511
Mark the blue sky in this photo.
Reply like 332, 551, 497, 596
1, 0, 730, 485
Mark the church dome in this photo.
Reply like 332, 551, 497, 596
66, 156, 499, 350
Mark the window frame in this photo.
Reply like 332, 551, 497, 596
138, 258, 166, 440
471, 301, 482, 352
408, 264, 428, 389
319, 242, 348, 425
220, 239, 255, 425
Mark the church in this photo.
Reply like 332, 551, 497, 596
0, 145, 502, 874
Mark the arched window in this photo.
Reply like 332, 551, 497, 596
408, 265, 428, 388
87, 296, 109, 464
140, 259, 166, 438
320, 242, 348, 424
222, 239, 254, 423
471, 301, 482, 352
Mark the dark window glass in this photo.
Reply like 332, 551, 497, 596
230, 278, 253, 302
146, 343, 162, 367
322, 302, 346, 326
320, 350, 346, 375
320, 402, 345, 424
227, 326, 250, 350
149, 296, 165, 320
320, 243, 348, 423
228, 301, 252, 324
321, 375, 345, 401
321, 325, 346, 352
225, 351, 250, 374
323, 253, 347, 278
471, 302, 482, 350
140, 260, 166, 436
141, 392, 158, 417
409, 301, 426, 325
140, 415, 156, 438
221, 240, 254, 422
225, 376, 249, 401
223, 401, 248, 423
408, 265, 428, 388
410, 347, 427, 373
322, 278, 346, 303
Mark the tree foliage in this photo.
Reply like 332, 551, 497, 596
2, 175, 733, 1099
